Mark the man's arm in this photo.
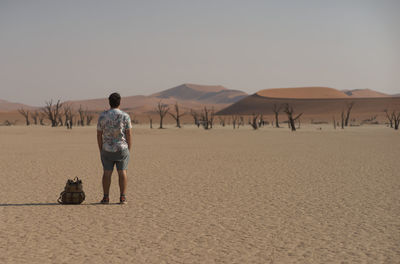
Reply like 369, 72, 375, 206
97, 130, 103, 152
125, 128, 132, 151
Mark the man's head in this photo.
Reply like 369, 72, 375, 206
108, 92, 121, 108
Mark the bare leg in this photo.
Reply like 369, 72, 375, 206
117, 170, 127, 195
102, 170, 113, 196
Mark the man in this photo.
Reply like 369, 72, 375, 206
97, 93, 132, 204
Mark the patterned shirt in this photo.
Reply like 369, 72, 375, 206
97, 109, 132, 152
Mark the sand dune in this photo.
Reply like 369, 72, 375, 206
218, 93, 400, 122
343, 89, 389, 98
64, 83, 247, 113
0, 84, 247, 112
256, 87, 349, 99
151, 83, 227, 96
0, 99, 37, 111
151, 83, 247, 104
0, 126, 399, 263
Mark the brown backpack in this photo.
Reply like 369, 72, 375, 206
58, 177, 86, 204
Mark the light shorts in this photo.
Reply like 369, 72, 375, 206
100, 148, 130, 171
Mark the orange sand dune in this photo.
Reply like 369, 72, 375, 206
218, 94, 400, 122
257, 87, 349, 99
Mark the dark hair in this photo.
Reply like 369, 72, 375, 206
108, 92, 121, 108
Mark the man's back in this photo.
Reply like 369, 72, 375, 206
97, 109, 132, 152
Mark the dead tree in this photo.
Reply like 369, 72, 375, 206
78, 105, 85, 126
31, 110, 40, 125
43, 100, 63, 127
341, 110, 345, 129
18, 108, 30, 126
190, 109, 200, 127
384, 109, 394, 128
344, 101, 355, 127
39, 111, 45, 125
250, 113, 259, 130
239, 116, 244, 128
63, 104, 73, 129
218, 116, 226, 127
156, 101, 169, 129
392, 111, 400, 130
148, 116, 153, 129
283, 104, 303, 131
200, 106, 214, 130
208, 107, 215, 128
169, 102, 185, 128
209, 107, 215, 128
86, 112, 94, 126
272, 104, 281, 128
3, 120, 17, 126
231, 115, 238, 129
258, 114, 264, 127
297, 117, 301, 129
57, 109, 64, 126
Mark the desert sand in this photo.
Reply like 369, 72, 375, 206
0, 125, 399, 263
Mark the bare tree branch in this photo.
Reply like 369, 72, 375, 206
250, 113, 259, 130
345, 101, 355, 127
384, 109, 394, 128
31, 110, 40, 125
156, 100, 169, 129
190, 109, 200, 127
42, 100, 63, 127
169, 102, 185, 128
200, 106, 214, 130
218, 116, 226, 127
272, 104, 282, 128
18, 108, 30, 126
231, 115, 238, 129
283, 104, 302, 131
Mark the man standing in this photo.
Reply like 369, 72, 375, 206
97, 93, 132, 204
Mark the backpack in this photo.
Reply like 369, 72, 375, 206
57, 177, 86, 204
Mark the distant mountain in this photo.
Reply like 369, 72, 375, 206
66, 83, 248, 113
342, 89, 389, 98
392, 93, 400, 97
0, 99, 36, 112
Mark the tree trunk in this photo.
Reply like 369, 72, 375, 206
159, 116, 163, 129
275, 112, 280, 128
289, 117, 296, 131
344, 102, 354, 127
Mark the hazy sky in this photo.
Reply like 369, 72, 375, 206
1, 0, 399, 106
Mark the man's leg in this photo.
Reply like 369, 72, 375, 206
117, 170, 127, 196
102, 170, 113, 196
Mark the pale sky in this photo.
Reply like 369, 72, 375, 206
1, 0, 399, 106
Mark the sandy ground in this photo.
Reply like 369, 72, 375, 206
0, 125, 399, 263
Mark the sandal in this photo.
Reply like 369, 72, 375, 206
120, 194, 127, 205
100, 195, 109, 204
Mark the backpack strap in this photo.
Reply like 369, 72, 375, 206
57, 191, 65, 204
